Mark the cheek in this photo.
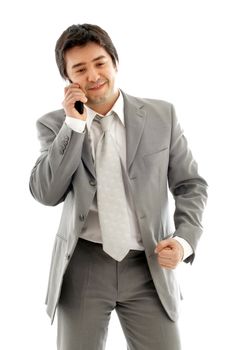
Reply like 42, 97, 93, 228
105, 70, 116, 83
68, 71, 84, 85
71, 77, 87, 90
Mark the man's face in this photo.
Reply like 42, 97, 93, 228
65, 42, 119, 111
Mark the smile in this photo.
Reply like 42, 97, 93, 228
88, 82, 107, 91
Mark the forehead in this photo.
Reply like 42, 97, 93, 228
65, 42, 110, 68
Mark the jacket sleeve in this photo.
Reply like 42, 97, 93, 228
29, 112, 85, 206
168, 105, 208, 263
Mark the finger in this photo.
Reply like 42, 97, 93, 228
160, 247, 182, 261
155, 240, 172, 253
65, 93, 88, 104
66, 88, 88, 102
158, 255, 178, 269
64, 84, 85, 97
64, 87, 88, 103
158, 255, 176, 265
64, 87, 83, 98
64, 83, 79, 94
158, 252, 171, 262
158, 252, 181, 268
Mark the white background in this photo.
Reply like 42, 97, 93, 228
0, 0, 234, 349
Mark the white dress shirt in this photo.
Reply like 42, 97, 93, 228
65, 92, 193, 260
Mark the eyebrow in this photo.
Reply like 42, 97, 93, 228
71, 55, 107, 70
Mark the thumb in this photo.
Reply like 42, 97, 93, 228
155, 239, 172, 254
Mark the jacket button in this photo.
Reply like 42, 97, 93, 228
89, 179, 96, 186
66, 253, 71, 260
79, 214, 85, 221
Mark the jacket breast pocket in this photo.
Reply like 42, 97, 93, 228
143, 147, 169, 168
140, 147, 169, 193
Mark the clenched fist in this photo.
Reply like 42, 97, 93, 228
155, 238, 184, 269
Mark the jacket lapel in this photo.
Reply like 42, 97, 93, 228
81, 91, 146, 177
122, 92, 146, 171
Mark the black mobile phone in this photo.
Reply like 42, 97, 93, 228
74, 101, 84, 114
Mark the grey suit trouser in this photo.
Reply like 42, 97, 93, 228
57, 238, 181, 350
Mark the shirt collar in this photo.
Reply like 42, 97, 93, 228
85, 90, 125, 131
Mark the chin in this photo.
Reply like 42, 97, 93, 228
89, 94, 108, 105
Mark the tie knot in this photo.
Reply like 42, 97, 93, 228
95, 113, 115, 132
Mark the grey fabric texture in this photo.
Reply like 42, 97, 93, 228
29, 92, 208, 323
57, 238, 181, 350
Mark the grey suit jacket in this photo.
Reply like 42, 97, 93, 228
29, 92, 208, 323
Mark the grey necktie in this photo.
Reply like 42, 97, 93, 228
95, 113, 131, 261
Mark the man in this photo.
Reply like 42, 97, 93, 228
29, 23, 208, 350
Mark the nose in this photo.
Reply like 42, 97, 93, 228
87, 67, 100, 82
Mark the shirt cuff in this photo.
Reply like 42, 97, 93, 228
65, 116, 86, 133
173, 236, 193, 261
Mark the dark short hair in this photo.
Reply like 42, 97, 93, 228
55, 23, 119, 80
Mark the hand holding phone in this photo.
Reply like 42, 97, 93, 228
63, 83, 87, 120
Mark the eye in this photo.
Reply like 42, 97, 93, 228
76, 68, 86, 74
97, 62, 105, 67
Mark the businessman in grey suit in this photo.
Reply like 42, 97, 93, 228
29, 23, 208, 350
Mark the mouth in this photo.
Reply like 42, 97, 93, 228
88, 81, 107, 91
